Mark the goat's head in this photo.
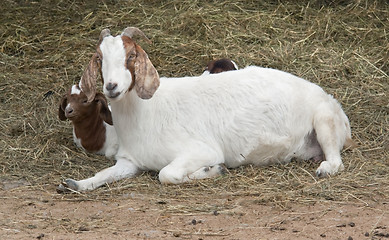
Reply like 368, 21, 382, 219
59, 85, 113, 125
79, 27, 160, 103
204, 58, 238, 74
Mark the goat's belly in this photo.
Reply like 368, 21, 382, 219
223, 135, 298, 168
245, 146, 293, 166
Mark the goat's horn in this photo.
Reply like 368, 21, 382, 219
122, 27, 151, 43
99, 29, 111, 42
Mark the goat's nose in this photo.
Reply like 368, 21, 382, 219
106, 83, 117, 91
65, 107, 73, 115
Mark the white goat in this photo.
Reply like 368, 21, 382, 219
57, 27, 354, 192
59, 84, 118, 158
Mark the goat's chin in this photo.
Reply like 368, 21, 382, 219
105, 90, 125, 102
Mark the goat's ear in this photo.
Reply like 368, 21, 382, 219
58, 95, 68, 121
134, 44, 160, 99
95, 92, 113, 125
80, 53, 99, 102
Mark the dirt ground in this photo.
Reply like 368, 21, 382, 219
1, 179, 388, 240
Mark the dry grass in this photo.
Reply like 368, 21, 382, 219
0, 0, 388, 211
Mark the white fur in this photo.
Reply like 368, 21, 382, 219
99, 119, 119, 158
71, 85, 81, 95
111, 68, 350, 173
60, 35, 351, 191
100, 36, 132, 101
201, 70, 210, 75
231, 60, 239, 70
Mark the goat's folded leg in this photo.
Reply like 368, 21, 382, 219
313, 106, 347, 177
159, 162, 227, 184
57, 158, 139, 192
158, 144, 226, 184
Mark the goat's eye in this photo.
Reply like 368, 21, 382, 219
96, 55, 102, 63
128, 54, 136, 61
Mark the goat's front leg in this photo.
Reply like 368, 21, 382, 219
57, 158, 139, 192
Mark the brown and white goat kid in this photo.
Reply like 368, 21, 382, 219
59, 85, 118, 158
203, 58, 238, 74
58, 27, 354, 192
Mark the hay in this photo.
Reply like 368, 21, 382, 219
0, 0, 388, 209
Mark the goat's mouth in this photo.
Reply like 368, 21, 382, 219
106, 91, 121, 99
65, 114, 78, 120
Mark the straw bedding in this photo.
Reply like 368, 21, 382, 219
0, 0, 387, 207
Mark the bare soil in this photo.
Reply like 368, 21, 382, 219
1, 180, 388, 240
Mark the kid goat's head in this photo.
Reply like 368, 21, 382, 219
80, 27, 160, 102
58, 85, 113, 125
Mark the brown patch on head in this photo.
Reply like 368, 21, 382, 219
121, 36, 137, 92
121, 35, 160, 99
206, 59, 237, 74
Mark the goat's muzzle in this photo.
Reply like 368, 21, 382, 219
105, 83, 121, 99
64, 106, 75, 119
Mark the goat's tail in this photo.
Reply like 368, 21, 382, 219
341, 108, 357, 150
344, 137, 357, 150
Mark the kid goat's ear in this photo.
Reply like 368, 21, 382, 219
95, 93, 113, 125
58, 95, 68, 121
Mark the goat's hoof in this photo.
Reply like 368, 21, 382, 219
56, 179, 79, 193
218, 164, 228, 175
204, 164, 228, 176
315, 161, 344, 178
315, 169, 330, 178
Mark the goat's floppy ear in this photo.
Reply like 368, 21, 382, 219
95, 92, 113, 125
80, 53, 99, 103
134, 44, 160, 99
58, 95, 68, 121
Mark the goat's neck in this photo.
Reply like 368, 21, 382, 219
73, 113, 106, 152
111, 90, 147, 121
110, 89, 159, 144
